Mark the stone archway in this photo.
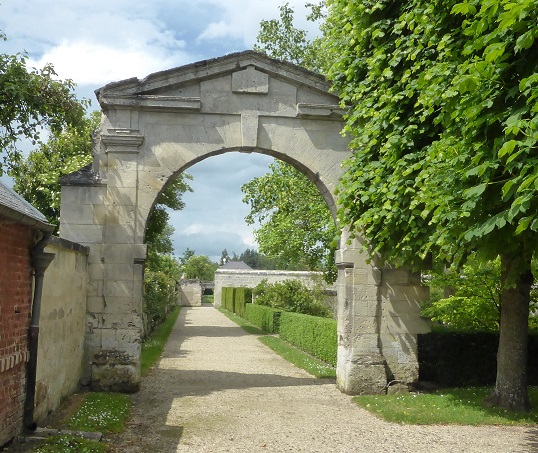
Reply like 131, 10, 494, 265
59, 51, 429, 394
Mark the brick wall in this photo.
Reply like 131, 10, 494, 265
0, 222, 34, 447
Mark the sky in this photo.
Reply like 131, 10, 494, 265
0, 0, 321, 262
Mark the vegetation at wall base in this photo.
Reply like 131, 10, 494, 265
354, 387, 538, 426
31, 392, 131, 452
65, 392, 131, 433
259, 336, 336, 379
141, 306, 180, 375
33, 434, 106, 453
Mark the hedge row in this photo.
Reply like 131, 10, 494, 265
279, 312, 337, 367
244, 304, 281, 334
418, 332, 538, 387
222, 287, 251, 316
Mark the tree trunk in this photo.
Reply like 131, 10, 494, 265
485, 250, 532, 412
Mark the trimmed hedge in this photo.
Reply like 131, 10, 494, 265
222, 287, 250, 317
235, 288, 247, 318
244, 304, 281, 334
279, 311, 337, 366
222, 287, 235, 313
418, 332, 538, 387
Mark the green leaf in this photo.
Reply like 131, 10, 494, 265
502, 179, 517, 201
515, 217, 531, 235
498, 140, 517, 158
484, 42, 507, 63
456, 76, 478, 93
451, 2, 477, 15
464, 183, 488, 199
515, 31, 535, 53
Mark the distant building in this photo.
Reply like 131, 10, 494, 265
219, 261, 253, 270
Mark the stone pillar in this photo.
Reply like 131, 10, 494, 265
335, 233, 387, 395
213, 273, 223, 308
379, 268, 430, 386
59, 128, 147, 393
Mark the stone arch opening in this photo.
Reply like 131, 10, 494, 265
59, 51, 429, 395
145, 146, 338, 244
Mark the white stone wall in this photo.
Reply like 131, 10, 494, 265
179, 280, 202, 307
213, 269, 335, 308
34, 238, 88, 423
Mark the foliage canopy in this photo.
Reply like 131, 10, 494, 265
326, 0, 538, 411
0, 31, 87, 174
242, 160, 337, 281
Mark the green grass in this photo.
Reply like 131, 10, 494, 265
202, 294, 214, 304
355, 386, 538, 425
218, 308, 267, 335
66, 392, 131, 433
219, 308, 335, 378
33, 392, 130, 452
259, 336, 336, 379
33, 435, 107, 453
141, 306, 180, 375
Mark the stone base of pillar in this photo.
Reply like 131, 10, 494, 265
336, 350, 387, 395
91, 349, 140, 393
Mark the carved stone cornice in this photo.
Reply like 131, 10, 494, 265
99, 94, 202, 112
102, 129, 144, 153
296, 103, 344, 119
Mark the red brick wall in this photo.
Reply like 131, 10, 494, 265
0, 222, 33, 447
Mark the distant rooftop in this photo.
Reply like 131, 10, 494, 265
0, 179, 54, 231
219, 261, 253, 270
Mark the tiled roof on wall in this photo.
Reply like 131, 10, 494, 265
0, 180, 54, 231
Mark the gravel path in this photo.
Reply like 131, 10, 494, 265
111, 305, 537, 452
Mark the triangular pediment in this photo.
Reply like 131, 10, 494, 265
95, 51, 341, 116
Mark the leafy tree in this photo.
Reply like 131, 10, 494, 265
327, 0, 538, 410
0, 31, 87, 173
253, 278, 331, 318
144, 252, 181, 332
242, 160, 337, 281
254, 2, 328, 73
178, 248, 196, 268
252, 4, 337, 282
144, 174, 193, 253
220, 249, 230, 266
236, 248, 277, 270
423, 258, 503, 332
182, 255, 218, 281
10, 111, 100, 228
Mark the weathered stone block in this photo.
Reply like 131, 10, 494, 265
91, 349, 140, 393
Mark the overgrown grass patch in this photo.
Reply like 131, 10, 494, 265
141, 305, 180, 375
33, 434, 106, 453
259, 336, 336, 379
355, 386, 538, 425
66, 392, 131, 433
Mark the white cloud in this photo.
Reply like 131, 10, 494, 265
27, 39, 189, 86
196, 0, 321, 47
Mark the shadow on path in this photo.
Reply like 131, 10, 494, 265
112, 305, 330, 452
